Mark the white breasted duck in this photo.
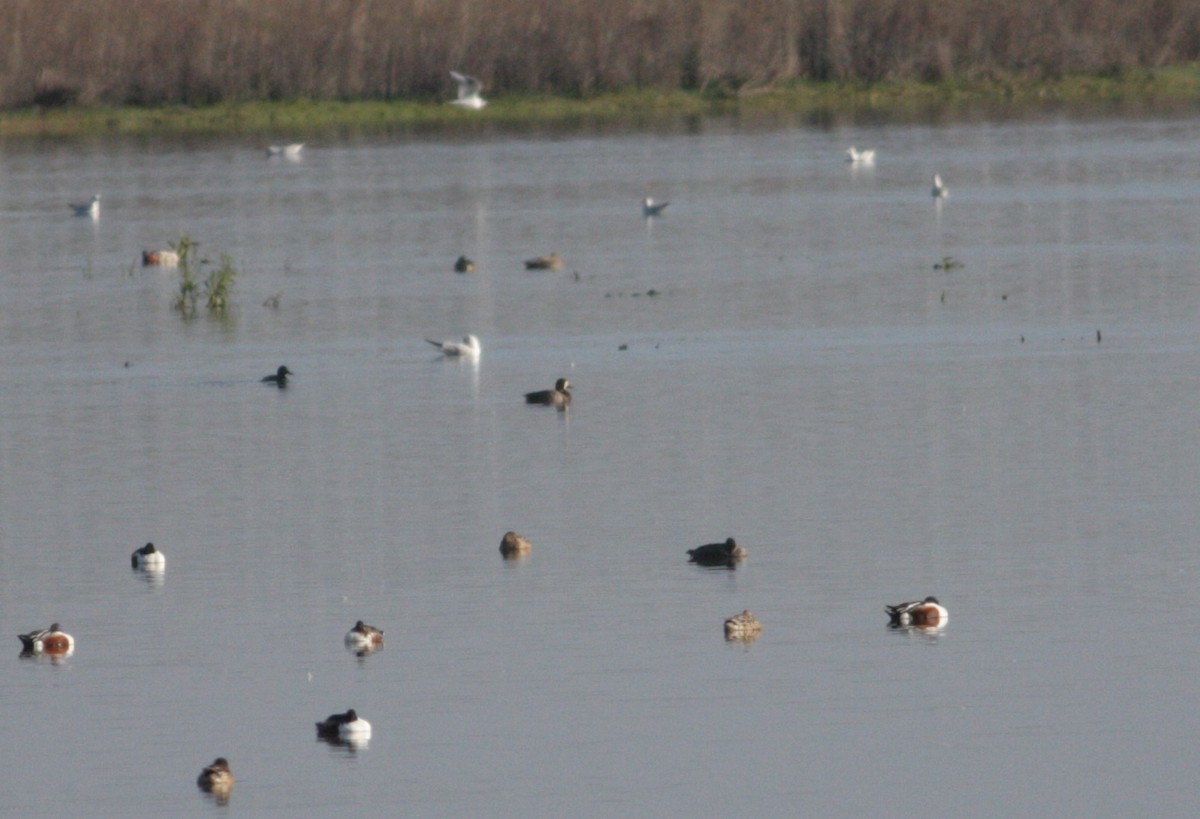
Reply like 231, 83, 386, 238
18, 623, 75, 656
142, 249, 180, 267
344, 621, 384, 650
524, 378, 571, 410
131, 542, 165, 569
885, 596, 949, 627
316, 709, 372, 740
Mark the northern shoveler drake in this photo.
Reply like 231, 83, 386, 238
448, 71, 487, 109
724, 610, 763, 640
454, 255, 476, 273
18, 623, 74, 656
71, 193, 100, 219
642, 197, 670, 217
262, 365, 292, 387
524, 378, 571, 410
524, 253, 564, 271
344, 621, 384, 650
266, 143, 304, 158
197, 757, 234, 794
687, 537, 747, 567
845, 146, 876, 164
131, 542, 165, 569
426, 334, 481, 358
316, 709, 372, 740
141, 249, 180, 267
885, 596, 949, 627
931, 173, 948, 198
499, 531, 532, 558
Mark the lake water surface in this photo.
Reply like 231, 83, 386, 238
2, 109, 1200, 817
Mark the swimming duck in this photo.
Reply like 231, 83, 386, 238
931, 174, 948, 198
524, 253, 565, 271
448, 71, 487, 109
686, 537, 747, 566
885, 596, 949, 627
454, 255, 476, 273
499, 531, 533, 558
142, 249, 180, 267
426, 335, 481, 358
262, 366, 292, 387
724, 610, 763, 640
642, 197, 670, 217
344, 621, 384, 650
70, 193, 100, 219
316, 709, 372, 740
197, 757, 234, 794
524, 378, 571, 409
131, 542, 165, 569
845, 146, 876, 164
266, 143, 304, 158
18, 623, 74, 656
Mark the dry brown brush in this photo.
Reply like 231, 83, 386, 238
3, 0, 1199, 108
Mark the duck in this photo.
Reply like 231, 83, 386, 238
885, 596, 949, 627
724, 610, 763, 640
845, 146, 876, 164
316, 709, 372, 740
524, 253, 565, 271
425, 334, 481, 358
344, 621, 384, 650
931, 173, 948, 198
266, 143, 304, 158
262, 365, 292, 387
18, 623, 74, 656
196, 758, 234, 794
499, 531, 533, 558
686, 537, 747, 566
131, 542, 165, 570
524, 378, 571, 410
642, 197, 670, 217
448, 71, 487, 109
454, 255, 476, 273
70, 193, 100, 218
142, 249, 180, 268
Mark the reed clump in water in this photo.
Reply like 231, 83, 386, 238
2, 0, 1198, 111
170, 236, 236, 318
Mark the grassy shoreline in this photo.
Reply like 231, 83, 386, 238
3, 69, 1200, 139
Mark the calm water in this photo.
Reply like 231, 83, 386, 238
2, 110, 1200, 817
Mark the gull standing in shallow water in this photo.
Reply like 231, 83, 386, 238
448, 71, 487, 109
845, 146, 876, 164
71, 193, 101, 219
426, 334, 481, 359
931, 173, 948, 198
642, 197, 670, 217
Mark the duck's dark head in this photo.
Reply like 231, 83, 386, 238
555, 378, 570, 391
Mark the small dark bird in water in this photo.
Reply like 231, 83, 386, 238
687, 537, 747, 567
454, 255, 476, 273
197, 757, 234, 795
524, 378, 571, 410
262, 366, 293, 387
524, 253, 564, 271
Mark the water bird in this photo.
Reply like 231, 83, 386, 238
448, 71, 487, 109
724, 610, 763, 640
18, 623, 74, 656
524, 378, 571, 410
524, 253, 565, 271
499, 531, 533, 558
845, 146, 876, 164
642, 197, 670, 217
885, 596, 948, 627
687, 537, 747, 567
266, 143, 304, 158
131, 542, 165, 570
197, 758, 234, 795
344, 621, 384, 650
316, 709, 372, 740
262, 366, 292, 387
454, 255, 476, 273
70, 193, 100, 219
931, 174, 948, 198
142, 249, 180, 267
426, 334, 481, 359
